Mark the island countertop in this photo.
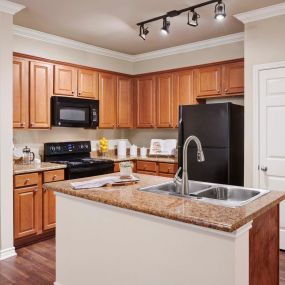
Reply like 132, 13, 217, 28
45, 173, 285, 232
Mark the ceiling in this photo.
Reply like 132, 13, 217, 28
12, 0, 284, 55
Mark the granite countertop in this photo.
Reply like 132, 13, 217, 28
45, 173, 285, 233
14, 162, 66, 175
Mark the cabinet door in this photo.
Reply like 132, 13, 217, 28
222, 61, 244, 95
14, 186, 39, 239
78, 69, 99, 99
30, 61, 53, 128
117, 76, 133, 128
99, 73, 117, 128
43, 189, 56, 230
54, 65, 77, 96
195, 65, 222, 98
173, 70, 194, 127
13, 57, 29, 128
156, 73, 173, 128
135, 76, 156, 128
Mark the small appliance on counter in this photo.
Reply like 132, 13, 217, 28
130, 145, 138, 157
178, 103, 244, 186
51, 96, 99, 129
140, 147, 147, 158
44, 141, 114, 180
22, 146, 35, 164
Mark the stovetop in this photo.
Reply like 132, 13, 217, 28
50, 157, 114, 168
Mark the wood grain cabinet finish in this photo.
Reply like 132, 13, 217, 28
156, 73, 173, 128
78, 69, 99, 99
99, 72, 117, 128
14, 185, 40, 239
13, 57, 29, 129
136, 161, 157, 173
222, 61, 244, 95
54, 65, 77, 96
14, 172, 38, 188
135, 76, 156, 128
43, 188, 56, 231
117, 76, 133, 128
173, 69, 195, 127
195, 65, 222, 98
30, 61, 53, 128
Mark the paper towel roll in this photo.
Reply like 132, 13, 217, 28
117, 140, 127, 158
130, 145, 137, 157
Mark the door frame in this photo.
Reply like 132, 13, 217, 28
252, 61, 285, 188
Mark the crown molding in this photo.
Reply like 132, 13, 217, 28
132, 32, 244, 62
235, 3, 285, 24
13, 25, 134, 62
0, 0, 25, 15
13, 25, 244, 63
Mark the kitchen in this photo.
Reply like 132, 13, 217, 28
0, 0, 285, 284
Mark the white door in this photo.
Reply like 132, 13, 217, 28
259, 67, 285, 250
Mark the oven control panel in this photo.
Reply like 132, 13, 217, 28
44, 141, 91, 156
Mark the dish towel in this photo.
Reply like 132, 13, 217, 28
70, 175, 139, 190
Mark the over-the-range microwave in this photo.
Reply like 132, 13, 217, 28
51, 96, 99, 128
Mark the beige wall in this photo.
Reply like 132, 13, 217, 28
244, 14, 285, 187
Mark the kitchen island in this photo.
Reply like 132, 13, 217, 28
46, 174, 285, 285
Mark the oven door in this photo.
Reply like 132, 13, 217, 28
52, 96, 93, 128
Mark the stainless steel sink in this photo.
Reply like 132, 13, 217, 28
139, 181, 270, 207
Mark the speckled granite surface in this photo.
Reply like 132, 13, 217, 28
45, 173, 285, 232
14, 162, 66, 175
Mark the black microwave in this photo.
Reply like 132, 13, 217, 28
51, 96, 99, 128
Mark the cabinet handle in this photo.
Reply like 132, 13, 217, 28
30, 124, 34, 127
52, 175, 57, 181
72, 91, 75, 94
34, 187, 38, 192
217, 90, 221, 93
117, 124, 120, 127
113, 124, 115, 128
25, 178, 30, 184
78, 92, 81, 95
20, 123, 24, 127
225, 89, 228, 93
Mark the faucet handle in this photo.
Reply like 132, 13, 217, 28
174, 167, 182, 182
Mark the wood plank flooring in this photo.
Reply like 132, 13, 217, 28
0, 238, 284, 285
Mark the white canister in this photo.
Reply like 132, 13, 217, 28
140, 147, 147, 158
117, 140, 127, 158
130, 145, 138, 157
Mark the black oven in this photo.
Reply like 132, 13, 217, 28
51, 96, 99, 128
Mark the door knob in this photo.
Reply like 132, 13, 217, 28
260, 166, 268, 172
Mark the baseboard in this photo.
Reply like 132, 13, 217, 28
0, 247, 17, 260
281, 229, 285, 250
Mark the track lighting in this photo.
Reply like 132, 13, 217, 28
139, 25, 149, 40
161, 18, 170, 36
137, 0, 226, 40
188, 11, 200, 27
214, 1, 226, 21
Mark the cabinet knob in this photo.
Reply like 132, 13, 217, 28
52, 175, 57, 180
225, 89, 228, 93
25, 178, 30, 184
20, 123, 24, 127
217, 90, 221, 93
117, 124, 120, 127
72, 91, 75, 94
260, 166, 268, 172
34, 187, 38, 192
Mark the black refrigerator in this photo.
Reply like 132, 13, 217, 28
178, 103, 244, 186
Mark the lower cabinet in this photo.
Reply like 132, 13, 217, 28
13, 169, 64, 247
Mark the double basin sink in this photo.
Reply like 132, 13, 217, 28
139, 181, 269, 207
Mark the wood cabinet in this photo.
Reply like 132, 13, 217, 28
136, 160, 178, 177
13, 57, 29, 129
156, 73, 173, 128
222, 61, 244, 95
195, 65, 222, 98
99, 72, 117, 128
54, 65, 77, 96
135, 76, 156, 128
29, 61, 53, 128
173, 69, 195, 127
78, 69, 99, 99
14, 169, 65, 247
117, 76, 133, 128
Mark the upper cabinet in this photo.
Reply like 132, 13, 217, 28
173, 69, 195, 127
13, 57, 29, 129
54, 64, 98, 99
222, 61, 244, 95
117, 76, 133, 128
99, 72, 117, 128
54, 65, 77, 96
195, 60, 244, 99
29, 61, 53, 129
156, 73, 173, 128
134, 76, 156, 128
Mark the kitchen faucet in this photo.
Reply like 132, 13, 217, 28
174, 135, 205, 196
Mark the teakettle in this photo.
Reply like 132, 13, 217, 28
22, 146, 35, 164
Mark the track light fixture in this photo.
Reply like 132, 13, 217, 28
188, 10, 200, 27
161, 18, 170, 36
139, 25, 149, 40
137, 0, 226, 40
215, 0, 226, 20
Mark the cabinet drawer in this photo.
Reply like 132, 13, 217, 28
158, 163, 178, 174
137, 161, 157, 172
136, 170, 157, 176
14, 173, 38, 188
44, 169, 65, 183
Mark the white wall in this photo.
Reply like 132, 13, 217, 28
244, 14, 285, 187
